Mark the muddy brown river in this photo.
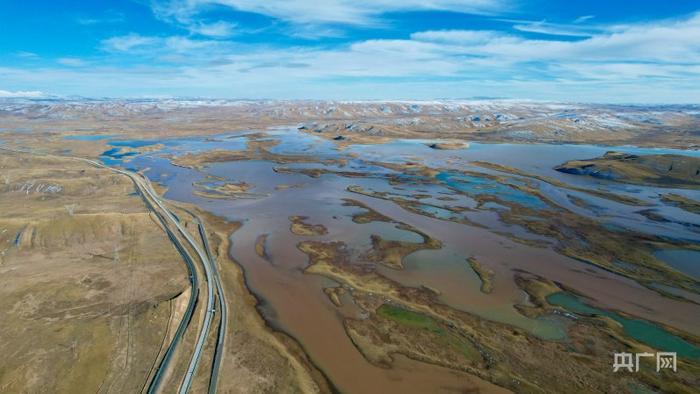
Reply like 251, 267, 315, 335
97, 128, 700, 392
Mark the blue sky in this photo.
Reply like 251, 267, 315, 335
1, 0, 700, 102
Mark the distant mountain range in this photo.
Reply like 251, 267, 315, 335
1, 99, 698, 149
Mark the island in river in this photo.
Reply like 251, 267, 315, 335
1, 99, 699, 393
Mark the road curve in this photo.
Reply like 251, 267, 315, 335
192, 216, 228, 394
0, 147, 221, 394
143, 204, 200, 394
107, 165, 217, 394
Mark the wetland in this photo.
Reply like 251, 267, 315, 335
65, 127, 700, 393
3, 114, 700, 393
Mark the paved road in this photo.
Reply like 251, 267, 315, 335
191, 216, 228, 394
104, 163, 218, 394
1, 147, 224, 394
144, 204, 200, 394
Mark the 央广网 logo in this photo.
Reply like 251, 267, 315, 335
613, 352, 677, 373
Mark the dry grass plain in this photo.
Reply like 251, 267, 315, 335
0, 150, 188, 393
0, 149, 328, 393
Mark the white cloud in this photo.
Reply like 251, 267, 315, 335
101, 34, 219, 56
149, 1, 237, 38
410, 30, 503, 44
6, 12, 700, 103
152, 0, 508, 27
16, 51, 39, 59
102, 33, 159, 52
0, 89, 46, 98
188, 21, 236, 37
414, 13, 700, 64
183, 12, 700, 84
573, 15, 595, 24
511, 20, 597, 37
57, 57, 86, 67
164, 36, 214, 52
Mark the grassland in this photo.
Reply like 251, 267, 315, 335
555, 151, 700, 188
362, 224, 442, 269
342, 161, 697, 294
471, 161, 650, 206
0, 148, 331, 393
192, 176, 256, 200
298, 239, 700, 393
339, 199, 443, 269
289, 216, 328, 236
342, 198, 393, 224
661, 193, 700, 214
171, 137, 345, 170
5, 100, 700, 150
254, 233, 271, 261
0, 150, 188, 393
467, 257, 494, 294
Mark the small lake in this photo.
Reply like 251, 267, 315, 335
547, 292, 700, 360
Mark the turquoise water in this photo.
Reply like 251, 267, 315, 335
102, 147, 137, 159
98, 147, 138, 166
96, 139, 160, 166
109, 139, 160, 148
547, 292, 700, 360
97, 132, 250, 160
436, 171, 548, 209
415, 204, 457, 220
96, 134, 243, 166
64, 134, 119, 141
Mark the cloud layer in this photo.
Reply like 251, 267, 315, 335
152, 0, 506, 27
0, 89, 46, 98
3, 2, 700, 102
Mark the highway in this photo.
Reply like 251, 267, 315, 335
143, 199, 200, 394
125, 168, 216, 394
190, 214, 228, 394
96, 161, 219, 394
1, 147, 226, 394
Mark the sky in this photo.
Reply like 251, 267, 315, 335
1, 0, 700, 103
